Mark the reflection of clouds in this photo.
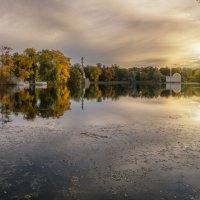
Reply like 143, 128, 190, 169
0, 0, 200, 66
123, 96, 200, 122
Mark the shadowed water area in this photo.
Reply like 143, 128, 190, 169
0, 84, 200, 200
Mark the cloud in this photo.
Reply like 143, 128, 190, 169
0, 0, 200, 67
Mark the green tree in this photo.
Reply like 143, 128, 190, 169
104, 67, 115, 81
128, 71, 137, 83
96, 63, 102, 68
114, 67, 129, 81
160, 67, 170, 76
181, 68, 193, 82
152, 68, 162, 82
194, 69, 200, 82
68, 67, 82, 88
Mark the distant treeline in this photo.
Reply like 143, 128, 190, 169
1, 46, 200, 85
70, 64, 200, 86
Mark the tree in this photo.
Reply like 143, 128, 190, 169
194, 69, 200, 82
128, 71, 137, 83
96, 63, 102, 68
84, 66, 102, 82
13, 53, 33, 81
0, 46, 14, 81
152, 68, 162, 82
24, 48, 39, 83
38, 50, 70, 83
105, 67, 115, 81
68, 66, 82, 88
181, 68, 193, 82
160, 67, 170, 76
113, 67, 129, 81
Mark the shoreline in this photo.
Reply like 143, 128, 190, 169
1, 81, 200, 87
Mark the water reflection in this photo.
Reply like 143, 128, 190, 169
1, 84, 200, 200
0, 84, 200, 122
0, 86, 70, 122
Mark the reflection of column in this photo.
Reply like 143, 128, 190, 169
81, 87, 85, 110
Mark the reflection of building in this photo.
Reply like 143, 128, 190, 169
17, 81, 30, 89
82, 78, 90, 88
34, 82, 47, 89
166, 72, 181, 94
166, 73, 181, 83
166, 83, 181, 93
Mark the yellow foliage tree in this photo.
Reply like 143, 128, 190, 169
39, 50, 70, 84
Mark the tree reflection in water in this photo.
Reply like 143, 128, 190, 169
1, 84, 200, 122
0, 86, 70, 121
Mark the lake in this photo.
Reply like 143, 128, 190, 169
0, 84, 200, 200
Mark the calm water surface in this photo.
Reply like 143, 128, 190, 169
0, 84, 200, 200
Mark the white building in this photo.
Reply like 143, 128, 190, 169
166, 73, 181, 83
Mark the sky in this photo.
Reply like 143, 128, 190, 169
0, 0, 200, 67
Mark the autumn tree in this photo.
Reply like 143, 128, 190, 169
13, 53, 33, 81
84, 66, 102, 82
0, 46, 14, 82
105, 67, 115, 81
38, 50, 70, 83
24, 48, 39, 83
